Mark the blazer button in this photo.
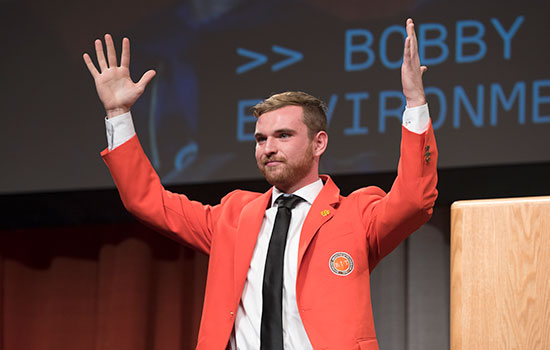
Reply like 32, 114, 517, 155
230, 311, 234, 316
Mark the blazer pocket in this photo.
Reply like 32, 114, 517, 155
357, 337, 379, 350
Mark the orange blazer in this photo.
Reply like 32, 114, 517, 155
101, 123, 438, 350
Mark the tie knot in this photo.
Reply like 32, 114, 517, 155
275, 194, 303, 210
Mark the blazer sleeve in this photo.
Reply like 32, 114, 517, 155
357, 122, 438, 270
101, 135, 215, 255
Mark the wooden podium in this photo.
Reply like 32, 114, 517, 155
451, 196, 550, 349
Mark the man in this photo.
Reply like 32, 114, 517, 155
84, 18, 437, 350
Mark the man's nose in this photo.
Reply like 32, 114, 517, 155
264, 137, 277, 155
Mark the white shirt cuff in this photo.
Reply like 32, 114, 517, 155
105, 112, 136, 151
402, 103, 430, 134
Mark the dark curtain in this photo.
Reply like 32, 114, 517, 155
0, 224, 207, 350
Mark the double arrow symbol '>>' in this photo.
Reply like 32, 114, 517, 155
236, 46, 303, 74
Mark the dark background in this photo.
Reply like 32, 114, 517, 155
1, 0, 549, 194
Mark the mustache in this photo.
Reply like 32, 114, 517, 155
262, 156, 286, 164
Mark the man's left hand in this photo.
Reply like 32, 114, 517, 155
401, 18, 427, 108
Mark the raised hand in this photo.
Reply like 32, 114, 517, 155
83, 34, 156, 118
401, 18, 427, 108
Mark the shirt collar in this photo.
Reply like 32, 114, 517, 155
270, 178, 324, 208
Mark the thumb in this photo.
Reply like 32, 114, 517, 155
136, 70, 157, 90
420, 65, 428, 75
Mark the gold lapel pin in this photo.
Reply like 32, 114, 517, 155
321, 209, 330, 217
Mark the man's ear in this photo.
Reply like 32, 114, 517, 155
312, 131, 328, 157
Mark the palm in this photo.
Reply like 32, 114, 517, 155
83, 35, 155, 117
94, 66, 140, 112
401, 19, 427, 107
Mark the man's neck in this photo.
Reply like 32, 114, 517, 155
272, 178, 324, 207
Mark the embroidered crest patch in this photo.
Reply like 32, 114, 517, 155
329, 252, 354, 276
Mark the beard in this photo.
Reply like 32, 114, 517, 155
257, 146, 315, 191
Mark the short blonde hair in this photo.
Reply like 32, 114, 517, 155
252, 91, 327, 139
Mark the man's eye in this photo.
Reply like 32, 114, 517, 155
280, 133, 289, 138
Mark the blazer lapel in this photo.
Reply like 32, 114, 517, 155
297, 175, 341, 269
233, 189, 272, 302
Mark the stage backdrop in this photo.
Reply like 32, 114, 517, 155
2, 0, 549, 193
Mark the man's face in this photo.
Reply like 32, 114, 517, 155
254, 105, 317, 193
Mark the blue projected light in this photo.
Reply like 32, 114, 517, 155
379, 25, 406, 69
271, 45, 303, 71
236, 46, 303, 74
418, 23, 449, 66
236, 48, 268, 74
455, 20, 487, 63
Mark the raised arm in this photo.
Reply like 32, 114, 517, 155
83, 35, 156, 118
361, 18, 438, 269
85, 36, 212, 252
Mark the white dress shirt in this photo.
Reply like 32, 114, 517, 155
104, 104, 430, 349
230, 179, 323, 350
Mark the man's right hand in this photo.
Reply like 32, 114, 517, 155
83, 34, 156, 118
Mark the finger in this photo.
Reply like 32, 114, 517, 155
406, 18, 413, 39
136, 70, 157, 90
403, 36, 411, 63
105, 34, 118, 68
407, 19, 418, 54
420, 66, 428, 75
82, 53, 99, 78
121, 37, 130, 68
95, 39, 108, 72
